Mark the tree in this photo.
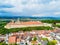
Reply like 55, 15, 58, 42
25, 42, 28, 45
33, 37, 37, 41
47, 40, 57, 45
38, 44, 41, 45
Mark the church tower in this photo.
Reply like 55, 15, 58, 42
11, 19, 14, 24
15, 18, 20, 24
17, 18, 20, 22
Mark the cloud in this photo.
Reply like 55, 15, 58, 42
0, 4, 14, 8
0, 0, 60, 17
54, 12, 60, 15
32, 14, 47, 17
0, 0, 25, 12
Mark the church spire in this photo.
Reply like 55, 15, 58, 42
17, 18, 20, 22
11, 19, 14, 23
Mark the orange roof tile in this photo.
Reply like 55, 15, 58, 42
8, 36, 16, 44
8, 21, 42, 25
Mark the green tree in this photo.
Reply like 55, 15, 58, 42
47, 40, 57, 45
38, 44, 41, 45
33, 37, 37, 41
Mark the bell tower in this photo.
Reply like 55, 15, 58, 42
15, 18, 20, 24
11, 19, 14, 24
17, 18, 20, 22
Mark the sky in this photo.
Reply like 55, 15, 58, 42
0, 0, 60, 17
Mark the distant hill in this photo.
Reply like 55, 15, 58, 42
0, 16, 60, 20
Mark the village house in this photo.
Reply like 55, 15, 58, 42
5, 30, 56, 45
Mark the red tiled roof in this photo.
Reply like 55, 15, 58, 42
8, 36, 16, 44
8, 21, 42, 25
